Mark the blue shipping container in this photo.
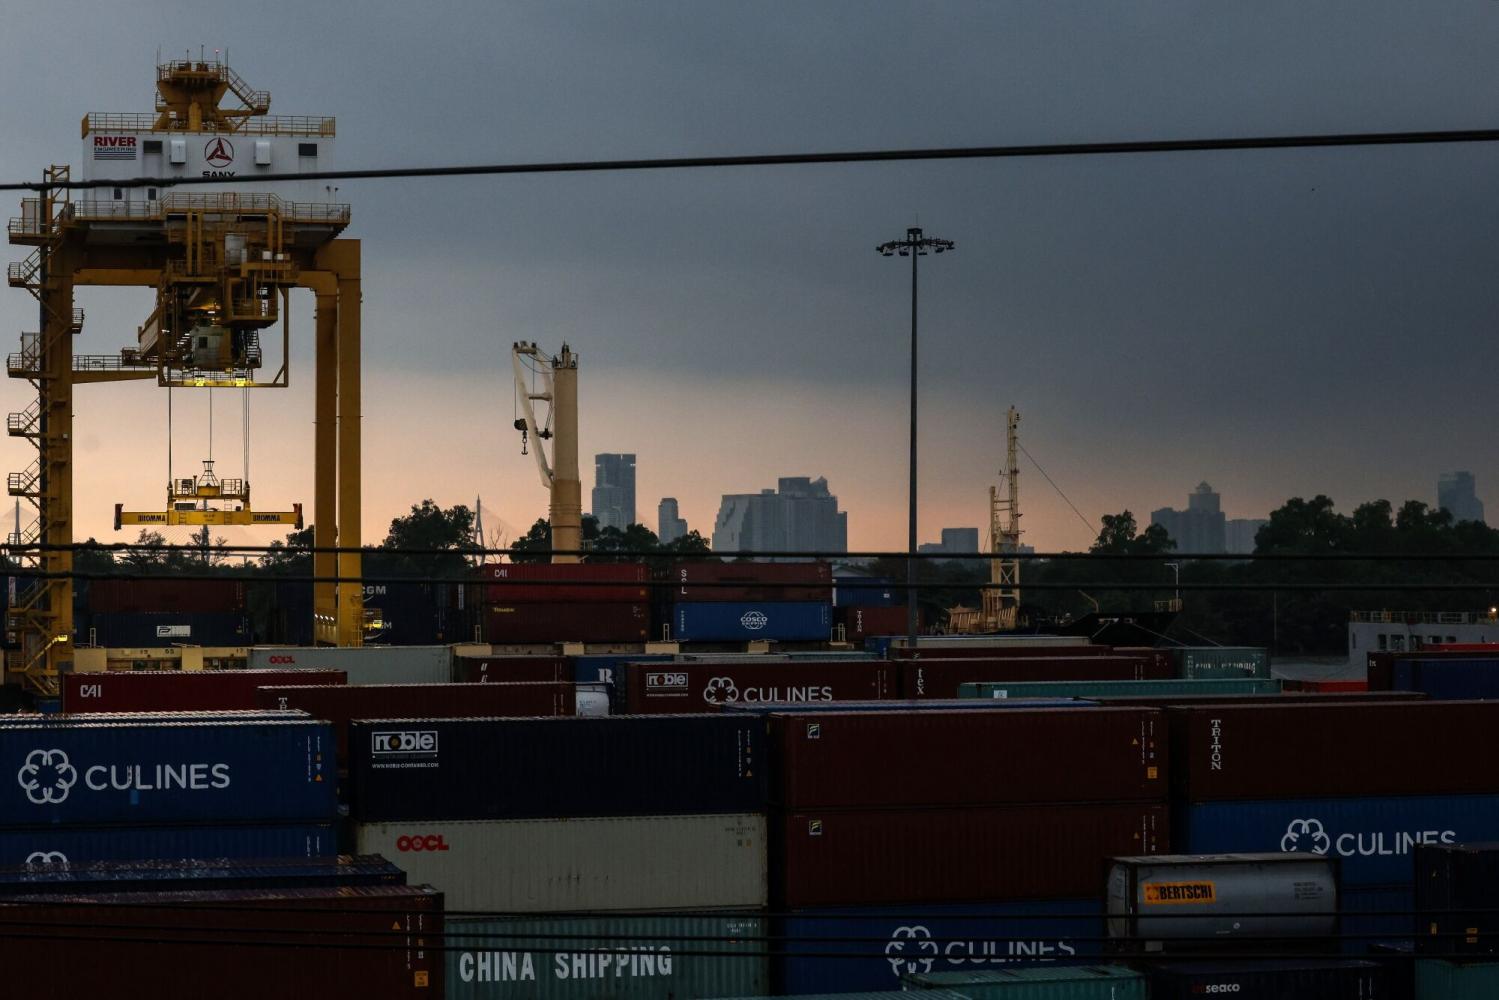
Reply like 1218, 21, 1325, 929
1341, 885, 1414, 954
348, 714, 766, 822
777, 899, 1104, 995
572, 653, 673, 686
1176, 795, 1499, 886
0, 823, 335, 867
1395, 658, 1499, 699
0, 719, 336, 827
673, 602, 831, 642
84, 611, 248, 648
0, 853, 397, 894
834, 576, 901, 608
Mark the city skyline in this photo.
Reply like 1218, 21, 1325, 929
1, 5, 1495, 555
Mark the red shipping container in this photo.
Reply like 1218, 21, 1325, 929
1113, 646, 1180, 675
0, 884, 442, 999
452, 657, 570, 683
892, 643, 1114, 660
484, 603, 650, 643
256, 682, 575, 763
61, 669, 346, 713
669, 561, 832, 602
778, 802, 1168, 907
1097, 691, 1425, 708
836, 605, 909, 641
1170, 701, 1499, 802
625, 660, 896, 714
87, 577, 246, 614
770, 707, 1165, 808
477, 563, 651, 603
1429, 643, 1499, 652
900, 655, 1166, 698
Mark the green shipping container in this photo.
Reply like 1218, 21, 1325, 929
1415, 959, 1499, 999
1178, 646, 1270, 679
707, 994, 972, 1000
447, 913, 770, 999
902, 966, 1147, 998
958, 678, 1282, 699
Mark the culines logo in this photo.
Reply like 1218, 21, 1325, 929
885, 925, 938, 976
1281, 818, 1331, 855
17, 749, 76, 805
703, 677, 739, 705
204, 137, 235, 167
25, 851, 67, 865
740, 610, 768, 631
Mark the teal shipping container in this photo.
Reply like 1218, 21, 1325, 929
1415, 959, 1499, 999
1178, 647, 1270, 679
446, 912, 769, 999
903, 966, 1147, 998
707, 994, 970, 1000
958, 678, 1281, 699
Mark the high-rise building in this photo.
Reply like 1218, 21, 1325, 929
658, 497, 688, 544
1225, 518, 1268, 555
712, 476, 848, 556
1439, 471, 1485, 525
591, 454, 636, 532
941, 527, 980, 554
1150, 482, 1228, 553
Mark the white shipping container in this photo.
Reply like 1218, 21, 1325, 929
356, 814, 767, 912
248, 645, 452, 684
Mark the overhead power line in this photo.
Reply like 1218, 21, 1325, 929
1017, 441, 1096, 539
6, 126, 1499, 191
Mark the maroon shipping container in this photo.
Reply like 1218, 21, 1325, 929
836, 605, 909, 641
453, 656, 570, 683
626, 660, 896, 714
87, 577, 246, 615
770, 707, 1164, 808
256, 682, 576, 763
669, 561, 832, 603
900, 655, 1166, 698
61, 668, 347, 713
484, 603, 650, 643
477, 562, 651, 603
1113, 646, 1179, 675
0, 884, 442, 999
778, 802, 1168, 907
892, 643, 1115, 660
1170, 701, 1499, 802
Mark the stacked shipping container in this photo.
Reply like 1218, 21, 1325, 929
1168, 700, 1499, 949
768, 705, 1168, 993
477, 563, 652, 643
665, 561, 832, 642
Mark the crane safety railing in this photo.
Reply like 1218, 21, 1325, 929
7, 332, 41, 374
73, 354, 156, 374
6, 398, 39, 436
83, 113, 334, 137
7, 461, 41, 497
7, 199, 47, 240
74, 194, 350, 226
155, 60, 271, 113
6, 516, 41, 549
7, 250, 41, 288
1351, 610, 1494, 625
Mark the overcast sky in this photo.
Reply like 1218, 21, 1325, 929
3, 2, 1498, 553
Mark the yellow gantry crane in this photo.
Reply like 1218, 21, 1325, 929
512, 342, 582, 565
6, 55, 362, 693
949, 406, 1023, 634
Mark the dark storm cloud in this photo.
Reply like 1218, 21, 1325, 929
3, 1, 1498, 538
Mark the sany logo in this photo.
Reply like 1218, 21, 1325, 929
25, 851, 67, 865
204, 137, 235, 167
703, 677, 739, 705
1280, 818, 1331, 855
885, 925, 938, 976
740, 610, 768, 631
18, 750, 76, 805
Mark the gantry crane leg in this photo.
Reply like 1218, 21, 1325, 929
304, 240, 361, 646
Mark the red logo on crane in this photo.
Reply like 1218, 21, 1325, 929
204, 138, 235, 168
